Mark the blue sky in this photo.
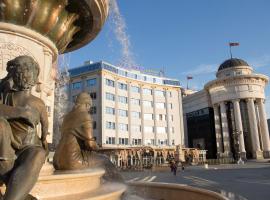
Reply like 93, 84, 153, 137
66, 0, 270, 116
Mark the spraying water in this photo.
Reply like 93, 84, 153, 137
109, 0, 137, 68
53, 54, 72, 147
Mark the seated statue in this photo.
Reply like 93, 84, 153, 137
53, 92, 123, 182
0, 56, 48, 200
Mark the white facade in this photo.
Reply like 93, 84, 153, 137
183, 58, 270, 159
69, 61, 185, 151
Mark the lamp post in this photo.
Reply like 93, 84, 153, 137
233, 129, 244, 164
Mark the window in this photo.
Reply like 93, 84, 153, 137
155, 90, 165, 96
172, 139, 175, 145
168, 91, 172, 97
170, 115, 174, 121
157, 127, 167, 134
93, 121, 97, 129
119, 138, 128, 145
170, 127, 175, 133
131, 125, 141, 132
156, 102, 165, 109
86, 78, 97, 87
119, 123, 128, 131
106, 107, 115, 115
156, 114, 166, 121
106, 79, 115, 87
118, 109, 128, 117
158, 139, 168, 146
72, 82, 81, 89
89, 92, 97, 100
130, 98, 140, 105
144, 126, 154, 133
131, 86, 140, 93
143, 88, 152, 95
106, 92, 115, 101
143, 100, 153, 107
118, 82, 127, 90
106, 137, 116, 144
72, 95, 77, 102
144, 113, 153, 120
106, 121, 115, 129
169, 103, 173, 109
132, 139, 142, 145
131, 111, 140, 118
89, 106, 96, 114
118, 96, 128, 104
145, 139, 155, 145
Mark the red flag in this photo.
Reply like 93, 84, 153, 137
187, 76, 193, 80
229, 42, 239, 46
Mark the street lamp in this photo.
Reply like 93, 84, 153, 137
233, 129, 244, 164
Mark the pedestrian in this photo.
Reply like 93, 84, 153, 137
170, 160, 177, 175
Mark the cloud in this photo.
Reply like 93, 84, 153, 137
181, 63, 217, 76
249, 55, 270, 69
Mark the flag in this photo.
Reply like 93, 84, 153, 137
187, 76, 193, 80
229, 42, 239, 46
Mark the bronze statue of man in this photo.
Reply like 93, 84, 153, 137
53, 92, 123, 182
0, 56, 48, 200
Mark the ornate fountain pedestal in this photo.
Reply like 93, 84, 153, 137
1, 167, 126, 200
30, 168, 126, 200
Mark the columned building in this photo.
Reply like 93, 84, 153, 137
183, 58, 270, 160
67, 61, 185, 167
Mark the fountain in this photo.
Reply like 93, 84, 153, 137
0, 1, 228, 199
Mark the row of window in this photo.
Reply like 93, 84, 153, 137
105, 107, 173, 121
105, 78, 173, 97
105, 92, 173, 108
72, 78, 97, 89
105, 121, 174, 133
103, 63, 180, 86
105, 137, 173, 146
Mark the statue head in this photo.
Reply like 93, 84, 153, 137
74, 92, 92, 110
8, 56, 40, 91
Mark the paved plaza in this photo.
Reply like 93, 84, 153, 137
121, 161, 270, 200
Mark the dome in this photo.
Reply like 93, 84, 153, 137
218, 58, 249, 71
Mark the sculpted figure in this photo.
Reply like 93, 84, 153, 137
0, 56, 48, 200
53, 92, 122, 182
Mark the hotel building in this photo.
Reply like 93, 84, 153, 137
68, 61, 185, 166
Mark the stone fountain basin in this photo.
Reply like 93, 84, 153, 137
127, 182, 229, 200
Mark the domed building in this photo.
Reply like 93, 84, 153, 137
183, 58, 270, 160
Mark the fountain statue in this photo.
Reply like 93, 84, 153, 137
0, 56, 48, 200
53, 92, 123, 182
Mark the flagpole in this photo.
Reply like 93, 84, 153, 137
229, 45, 233, 59
186, 77, 189, 89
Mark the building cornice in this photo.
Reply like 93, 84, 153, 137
205, 74, 269, 91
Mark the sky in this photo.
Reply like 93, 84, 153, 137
66, 0, 270, 116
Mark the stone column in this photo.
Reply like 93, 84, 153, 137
257, 99, 270, 158
213, 104, 223, 157
115, 79, 119, 145
219, 101, 232, 157
127, 82, 132, 146
232, 99, 246, 159
247, 98, 263, 159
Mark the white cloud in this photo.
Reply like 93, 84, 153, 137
182, 63, 217, 76
249, 55, 270, 69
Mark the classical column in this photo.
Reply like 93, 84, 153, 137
232, 99, 246, 159
213, 104, 223, 158
247, 98, 263, 159
139, 84, 145, 145
219, 101, 232, 157
152, 87, 158, 146
127, 82, 132, 146
257, 99, 270, 158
